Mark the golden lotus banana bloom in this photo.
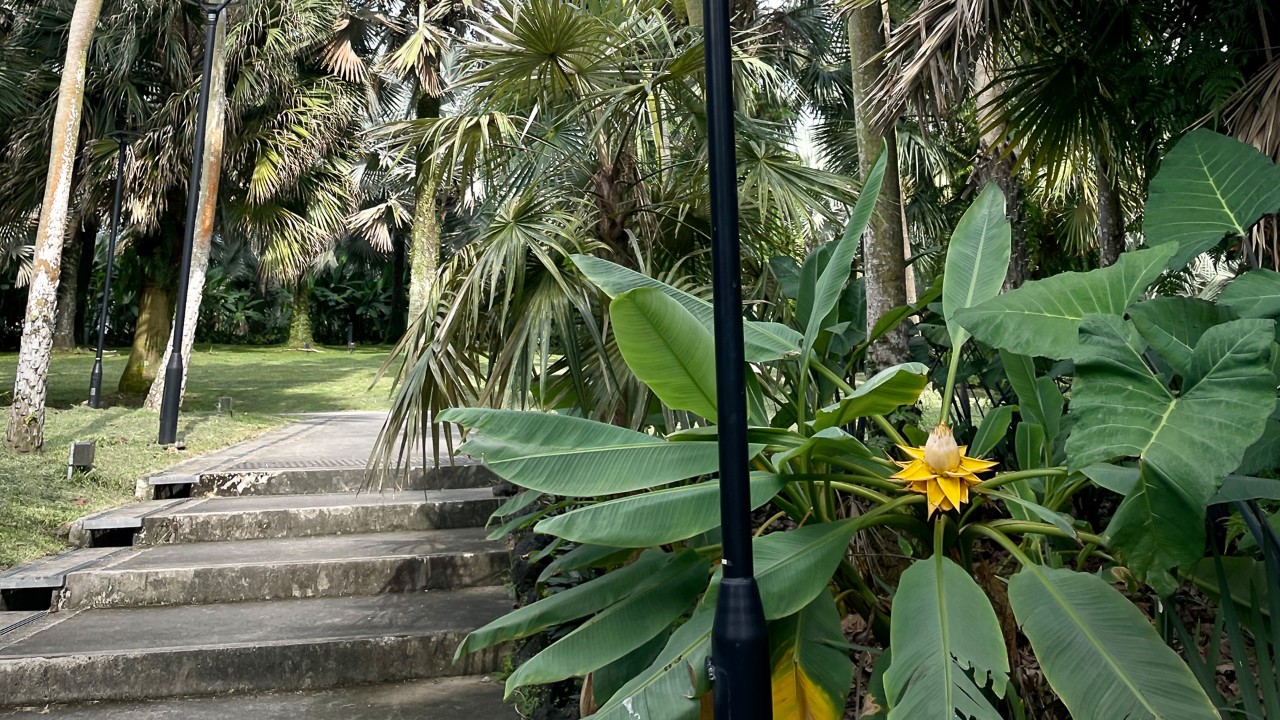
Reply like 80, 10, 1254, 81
892, 424, 997, 517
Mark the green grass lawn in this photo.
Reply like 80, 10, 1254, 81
0, 345, 399, 569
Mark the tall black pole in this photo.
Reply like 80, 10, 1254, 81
158, 1, 227, 444
703, 1, 771, 718
88, 137, 129, 409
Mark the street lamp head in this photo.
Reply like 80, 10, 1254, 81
106, 130, 142, 147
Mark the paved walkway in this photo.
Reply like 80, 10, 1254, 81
0, 412, 514, 716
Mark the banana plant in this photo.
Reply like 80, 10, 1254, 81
446, 135, 1277, 719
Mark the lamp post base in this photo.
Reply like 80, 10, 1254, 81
88, 358, 103, 409
156, 354, 184, 445
711, 576, 772, 719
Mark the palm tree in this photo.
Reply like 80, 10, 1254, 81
5, 0, 103, 452
371, 0, 858, 465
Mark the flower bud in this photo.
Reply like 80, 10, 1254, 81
924, 424, 961, 473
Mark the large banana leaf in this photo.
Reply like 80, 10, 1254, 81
504, 550, 709, 696
952, 245, 1175, 359
884, 555, 1008, 720
770, 591, 854, 720
810, 363, 930, 431
1218, 269, 1280, 320
593, 607, 715, 720
942, 181, 1011, 348
611, 287, 718, 420
457, 550, 669, 658
441, 408, 745, 496
1145, 129, 1280, 269
755, 519, 863, 620
535, 472, 788, 546
801, 146, 887, 361
571, 254, 800, 362
1068, 316, 1277, 580
1008, 564, 1220, 720
999, 351, 1062, 444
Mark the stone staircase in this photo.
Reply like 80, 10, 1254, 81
0, 413, 515, 717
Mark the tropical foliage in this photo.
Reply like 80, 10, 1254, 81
446, 131, 1280, 719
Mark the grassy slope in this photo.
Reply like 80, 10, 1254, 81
0, 345, 397, 569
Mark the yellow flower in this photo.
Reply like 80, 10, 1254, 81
891, 424, 998, 517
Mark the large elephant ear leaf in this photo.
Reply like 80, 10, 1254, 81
1145, 129, 1280, 270
1008, 564, 1220, 720
610, 287, 718, 421
1066, 315, 1276, 582
942, 181, 1010, 348
592, 608, 715, 720
884, 555, 1009, 720
770, 591, 854, 720
953, 245, 1175, 360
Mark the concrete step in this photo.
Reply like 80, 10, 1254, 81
1, 548, 134, 610
0, 588, 512, 707
0, 676, 518, 719
62, 528, 507, 609
136, 489, 500, 544
150, 462, 495, 498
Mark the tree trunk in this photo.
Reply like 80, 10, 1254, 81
117, 279, 172, 395
849, 4, 909, 372
52, 227, 81, 351
390, 232, 407, 341
1096, 158, 1124, 267
287, 283, 314, 349
408, 93, 441, 325
73, 217, 98, 345
974, 58, 1027, 289
6, 0, 104, 452
143, 12, 227, 411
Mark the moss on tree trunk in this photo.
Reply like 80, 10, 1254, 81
117, 280, 172, 395
287, 283, 314, 349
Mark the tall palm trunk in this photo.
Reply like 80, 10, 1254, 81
1096, 158, 1124, 267
52, 223, 83, 351
974, 58, 1027, 289
118, 278, 172, 395
6, 0, 104, 452
408, 93, 441, 324
143, 12, 227, 410
849, 4, 909, 371
287, 282, 314, 349
73, 216, 99, 345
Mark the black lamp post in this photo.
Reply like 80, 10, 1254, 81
158, 0, 234, 444
88, 131, 137, 409
703, 1, 771, 718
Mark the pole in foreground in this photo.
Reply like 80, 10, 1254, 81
703, 1, 771, 718
158, 0, 233, 444
89, 132, 134, 409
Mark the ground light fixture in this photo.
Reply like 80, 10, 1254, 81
88, 130, 139, 409
702, 0, 772, 717
158, 0, 238, 444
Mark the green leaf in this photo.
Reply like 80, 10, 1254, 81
770, 255, 802, 300
443, 408, 741, 496
505, 550, 709, 696
1008, 564, 1220, 720
535, 472, 788, 547
970, 405, 1016, 459
954, 245, 1176, 359
999, 351, 1063, 444
538, 543, 635, 583
1219, 269, 1280, 320
1145, 129, 1280, 269
1127, 297, 1236, 379
755, 519, 862, 620
610, 287, 718, 421
572, 254, 801, 362
1080, 463, 1139, 496
987, 491, 1078, 538
769, 591, 855, 720
591, 628, 670, 708
593, 607, 714, 720
1068, 316, 1277, 579
810, 363, 930, 432
943, 182, 1011, 348
802, 145, 888, 361
457, 550, 670, 658
884, 555, 1009, 720
1209, 475, 1280, 504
